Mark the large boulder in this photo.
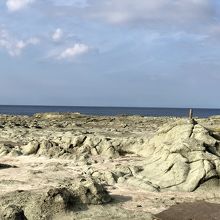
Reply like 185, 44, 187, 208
135, 119, 220, 192
0, 178, 111, 220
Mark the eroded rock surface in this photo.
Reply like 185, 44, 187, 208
135, 119, 220, 192
0, 178, 111, 220
1, 113, 220, 219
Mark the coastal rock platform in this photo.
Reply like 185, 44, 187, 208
1, 113, 220, 219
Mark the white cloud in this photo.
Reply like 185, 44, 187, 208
58, 43, 89, 59
0, 29, 39, 56
52, 28, 63, 41
6, 0, 35, 12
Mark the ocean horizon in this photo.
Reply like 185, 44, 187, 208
0, 105, 220, 118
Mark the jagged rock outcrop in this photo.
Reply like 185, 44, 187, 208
133, 119, 220, 192
0, 178, 111, 220
1, 114, 220, 194
80, 119, 220, 192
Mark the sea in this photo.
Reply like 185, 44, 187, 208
0, 105, 220, 118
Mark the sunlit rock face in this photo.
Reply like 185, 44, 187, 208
137, 119, 220, 192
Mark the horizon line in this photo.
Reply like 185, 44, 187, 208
0, 104, 220, 110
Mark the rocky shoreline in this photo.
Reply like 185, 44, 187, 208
1, 113, 220, 219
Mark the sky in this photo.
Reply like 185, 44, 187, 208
1, 0, 220, 108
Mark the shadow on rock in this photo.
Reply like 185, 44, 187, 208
0, 164, 17, 169
1, 205, 27, 220
109, 194, 132, 204
156, 201, 220, 220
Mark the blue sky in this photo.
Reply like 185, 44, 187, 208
1, 0, 220, 107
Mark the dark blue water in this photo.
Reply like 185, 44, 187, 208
0, 105, 220, 118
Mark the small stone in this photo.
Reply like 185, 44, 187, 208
22, 141, 39, 155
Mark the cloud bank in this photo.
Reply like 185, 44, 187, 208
0, 29, 39, 56
85, 0, 214, 28
6, 0, 35, 12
